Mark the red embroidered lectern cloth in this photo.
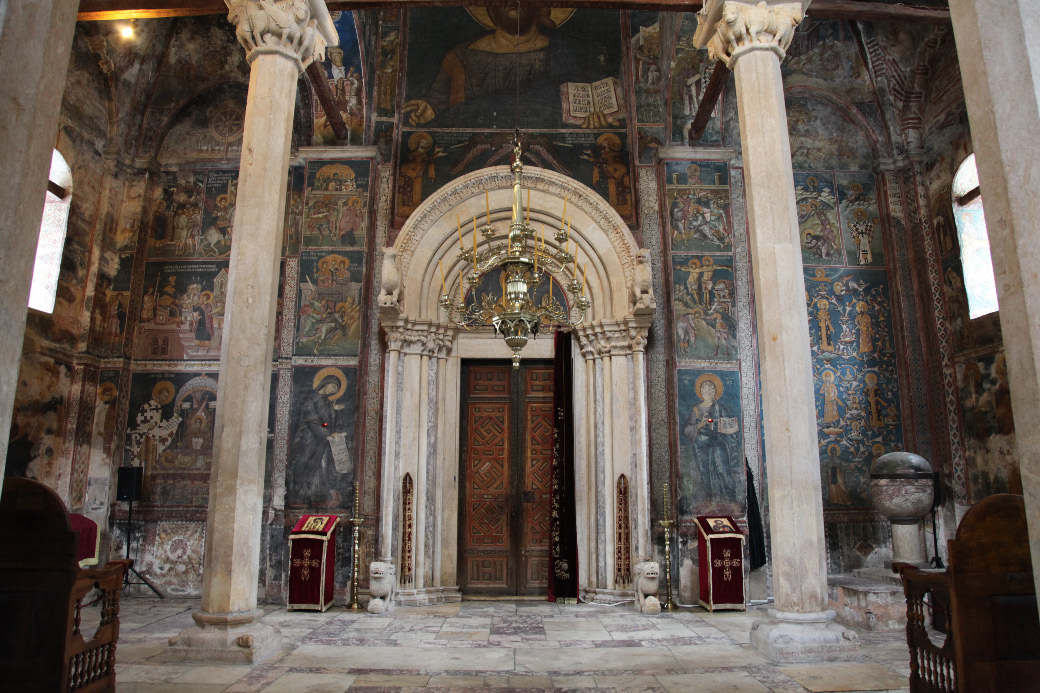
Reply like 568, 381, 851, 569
696, 515, 745, 611
288, 514, 338, 611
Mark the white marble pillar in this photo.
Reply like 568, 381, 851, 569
379, 329, 404, 562
0, 0, 79, 477
694, 0, 857, 661
169, 0, 336, 664
949, 0, 1040, 598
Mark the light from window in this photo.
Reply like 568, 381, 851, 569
29, 150, 72, 313
951, 154, 998, 319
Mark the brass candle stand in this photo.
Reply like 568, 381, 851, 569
659, 483, 680, 611
347, 482, 363, 611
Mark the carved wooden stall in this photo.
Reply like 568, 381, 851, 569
0, 478, 129, 692
896, 494, 1040, 693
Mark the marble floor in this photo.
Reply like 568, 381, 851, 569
112, 597, 913, 692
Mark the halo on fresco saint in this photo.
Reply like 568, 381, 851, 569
313, 367, 347, 401
152, 381, 175, 405
694, 373, 723, 399
466, 6, 576, 30
98, 382, 118, 404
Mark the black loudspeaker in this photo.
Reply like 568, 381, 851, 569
116, 466, 143, 502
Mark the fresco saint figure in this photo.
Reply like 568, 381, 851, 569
683, 374, 738, 501
403, 7, 612, 129
288, 369, 351, 507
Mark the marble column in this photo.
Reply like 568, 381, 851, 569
694, 0, 858, 661
0, 0, 79, 477
948, 0, 1040, 598
168, 0, 337, 664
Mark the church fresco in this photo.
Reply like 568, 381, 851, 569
5, 354, 71, 486
296, 250, 365, 357
636, 126, 665, 164
676, 368, 744, 517
123, 371, 219, 507
631, 12, 665, 125
403, 7, 623, 131
669, 13, 722, 145
313, 11, 364, 145
135, 261, 229, 360
395, 130, 634, 223
158, 91, 246, 164
85, 370, 122, 515
199, 169, 238, 257
284, 165, 305, 256
375, 25, 401, 119
672, 255, 737, 362
664, 160, 732, 253
783, 20, 873, 102
88, 252, 134, 357
788, 97, 874, 171
303, 160, 370, 249
147, 171, 205, 259
805, 267, 903, 507
836, 172, 885, 267
957, 353, 1019, 501
795, 172, 844, 266
286, 366, 358, 510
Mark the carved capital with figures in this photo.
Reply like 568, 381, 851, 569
695, 1, 805, 68
225, 0, 338, 71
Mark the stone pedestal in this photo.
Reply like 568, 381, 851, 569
168, 0, 337, 664
694, 0, 857, 660
751, 609, 860, 662
949, 0, 1040, 599
870, 452, 934, 566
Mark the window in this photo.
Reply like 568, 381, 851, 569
951, 153, 998, 319
29, 150, 72, 313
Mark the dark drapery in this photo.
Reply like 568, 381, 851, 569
745, 458, 767, 570
547, 331, 579, 601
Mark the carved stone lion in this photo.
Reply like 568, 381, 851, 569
634, 561, 660, 613
367, 561, 396, 614
378, 247, 401, 308
631, 249, 655, 311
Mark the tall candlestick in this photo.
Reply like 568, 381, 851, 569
473, 220, 478, 271
582, 262, 586, 296
525, 188, 530, 223
561, 195, 568, 225
663, 482, 670, 519
354, 481, 360, 517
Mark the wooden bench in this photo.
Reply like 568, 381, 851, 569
896, 493, 1040, 692
0, 478, 129, 692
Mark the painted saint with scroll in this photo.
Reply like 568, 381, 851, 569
683, 373, 740, 501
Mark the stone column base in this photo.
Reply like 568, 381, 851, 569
396, 585, 462, 606
750, 609, 859, 662
166, 609, 282, 665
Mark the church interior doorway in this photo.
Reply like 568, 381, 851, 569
458, 361, 554, 596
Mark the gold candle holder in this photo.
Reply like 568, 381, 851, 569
347, 481, 363, 611
659, 483, 680, 611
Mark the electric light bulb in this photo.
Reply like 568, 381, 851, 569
120, 25, 134, 38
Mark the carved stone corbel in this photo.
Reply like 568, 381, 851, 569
225, 0, 337, 70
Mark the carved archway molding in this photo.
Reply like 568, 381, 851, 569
377, 166, 655, 603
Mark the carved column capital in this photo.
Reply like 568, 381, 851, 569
385, 326, 405, 353
694, 0, 805, 68
628, 327, 649, 354
225, 0, 338, 71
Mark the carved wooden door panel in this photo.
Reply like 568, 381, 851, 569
459, 362, 554, 596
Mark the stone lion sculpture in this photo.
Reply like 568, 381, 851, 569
631, 249, 655, 311
378, 247, 401, 308
634, 561, 661, 614
367, 561, 396, 614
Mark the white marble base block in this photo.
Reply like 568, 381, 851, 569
750, 609, 859, 663
167, 609, 281, 665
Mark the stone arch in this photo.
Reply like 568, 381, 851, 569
377, 166, 654, 603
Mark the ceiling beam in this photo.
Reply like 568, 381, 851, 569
78, 1, 950, 24
688, 61, 729, 143
306, 61, 350, 143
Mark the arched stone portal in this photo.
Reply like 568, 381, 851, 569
378, 166, 655, 603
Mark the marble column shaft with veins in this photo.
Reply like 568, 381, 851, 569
168, 0, 338, 664
694, 0, 858, 662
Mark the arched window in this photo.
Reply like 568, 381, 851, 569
951, 154, 998, 319
29, 150, 72, 313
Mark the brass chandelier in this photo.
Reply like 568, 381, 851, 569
439, 132, 590, 368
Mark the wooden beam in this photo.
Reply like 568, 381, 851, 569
688, 60, 729, 143
78, 1, 950, 23
306, 61, 349, 143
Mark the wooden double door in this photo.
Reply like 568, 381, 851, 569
459, 361, 554, 596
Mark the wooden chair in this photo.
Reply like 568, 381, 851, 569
0, 478, 129, 692
896, 493, 1040, 692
